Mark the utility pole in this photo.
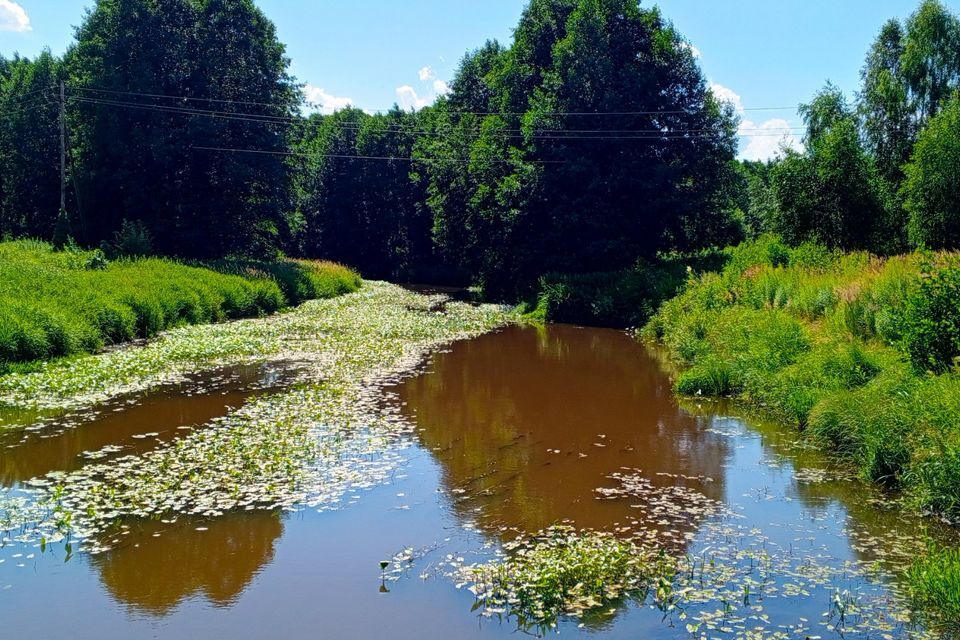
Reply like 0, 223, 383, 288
59, 80, 66, 215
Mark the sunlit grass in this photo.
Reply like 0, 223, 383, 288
909, 546, 960, 634
644, 236, 960, 523
0, 240, 361, 368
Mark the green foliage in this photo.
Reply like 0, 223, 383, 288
0, 240, 358, 367
59, 0, 300, 258
210, 258, 361, 305
903, 92, 960, 248
908, 545, 960, 633
461, 527, 675, 630
900, 259, 960, 373
290, 107, 434, 278
416, 0, 739, 298
104, 219, 153, 258
770, 86, 887, 251
528, 252, 727, 327
646, 237, 960, 521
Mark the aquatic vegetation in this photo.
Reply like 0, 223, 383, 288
458, 527, 676, 629
0, 240, 361, 369
0, 283, 512, 553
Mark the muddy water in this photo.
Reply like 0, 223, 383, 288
0, 362, 303, 486
0, 326, 951, 639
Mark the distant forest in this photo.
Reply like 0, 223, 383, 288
2, 0, 960, 297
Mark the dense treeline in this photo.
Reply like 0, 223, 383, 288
740, 0, 960, 255
3, 0, 960, 299
0, 0, 740, 295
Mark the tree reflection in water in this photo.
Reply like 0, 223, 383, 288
94, 511, 283, 616
397, 324, 732, 541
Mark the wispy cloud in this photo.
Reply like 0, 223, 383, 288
396, 66, 451, 111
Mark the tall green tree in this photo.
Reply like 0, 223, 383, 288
772, 86, 885, 250
903, 92, 960, 248
65, 0, 299, 257
418, 0, 737, 297
860, 19, 915, 186
0, 52, 63, 239
901, 0, 960, 122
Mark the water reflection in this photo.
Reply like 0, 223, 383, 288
93, 511, 284, 616
397, 325, 732, 537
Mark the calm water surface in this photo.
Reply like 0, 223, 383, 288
0, 325, 948, 638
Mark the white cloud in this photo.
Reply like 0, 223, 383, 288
433, 79, 450, 96
0, 0, 31, 32
709, 83, 802, 161
680, 42, 701, 59
395, 85, 430, 111
302, 84, 353, 115
418, 66, 435, 82
739, 118, 804, 162
709, 83, 743, 113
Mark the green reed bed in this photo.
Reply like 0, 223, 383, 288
909, 546, 960, 634
0, 240, 360, 369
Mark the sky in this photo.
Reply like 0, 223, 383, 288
2, 0, 959, 160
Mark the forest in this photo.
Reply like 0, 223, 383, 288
2, 0, 959, 303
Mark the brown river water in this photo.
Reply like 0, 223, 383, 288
0, 325, 952, 638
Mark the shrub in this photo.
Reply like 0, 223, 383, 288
105, 219, 154, 258
901, 262, 960, 373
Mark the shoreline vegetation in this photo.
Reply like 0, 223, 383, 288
638, 235, 960, 631
0, 240, 360, 374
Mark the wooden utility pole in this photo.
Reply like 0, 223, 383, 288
59, 80, 66, 215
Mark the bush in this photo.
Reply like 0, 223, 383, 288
901, 261, 960, 374
528, 251, 727, 328
645, 236, 960, 520
105, 219, 154, 258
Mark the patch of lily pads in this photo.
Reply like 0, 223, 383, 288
451, 473, 940, 639
0, 283, 513, 555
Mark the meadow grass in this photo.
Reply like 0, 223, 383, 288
0, 240, 360, 368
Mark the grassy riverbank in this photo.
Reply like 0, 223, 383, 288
0, 240, 360, 370
644, 236, 960, 630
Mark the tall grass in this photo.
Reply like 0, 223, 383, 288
0, 240, 361, 367
908, 546, 960, 634
644, 236, 960, 520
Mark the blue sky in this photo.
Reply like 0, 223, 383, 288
2, 0, 958, 159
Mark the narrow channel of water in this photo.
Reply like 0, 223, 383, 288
0, 325, 952, 638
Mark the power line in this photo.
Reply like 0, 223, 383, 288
192, 145, 567, 164
73, 84, 798, 118
69, 94, 801, 139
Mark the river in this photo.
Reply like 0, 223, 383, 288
0, 323, 949, 638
